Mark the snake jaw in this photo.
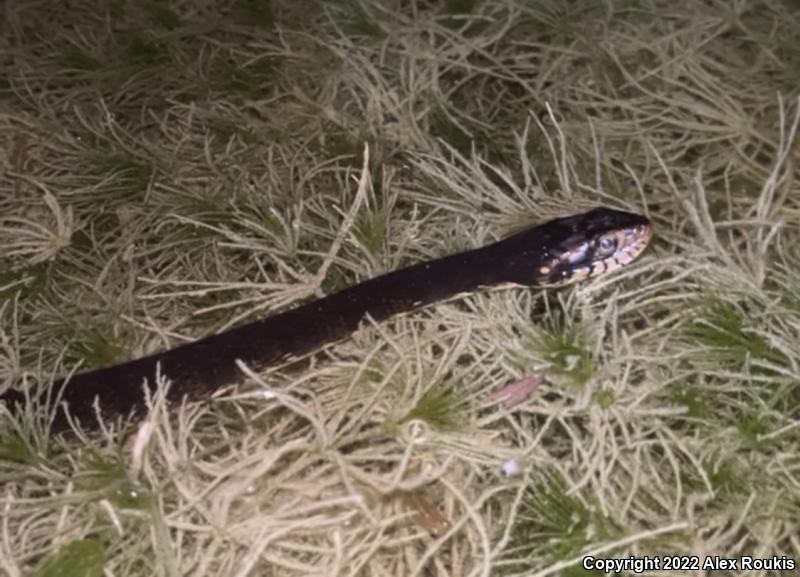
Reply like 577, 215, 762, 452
537, 214, 652, 286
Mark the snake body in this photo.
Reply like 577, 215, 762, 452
1, 207, 651, 431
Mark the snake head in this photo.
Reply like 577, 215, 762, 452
532, 207, 652, 286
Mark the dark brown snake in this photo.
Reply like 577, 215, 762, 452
1, 207, 652, 432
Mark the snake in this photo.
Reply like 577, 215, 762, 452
1, 207, 652, 432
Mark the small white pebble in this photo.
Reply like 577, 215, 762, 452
502, 459, 521, 477
404, 419, 430, 443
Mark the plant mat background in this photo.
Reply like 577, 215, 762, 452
1, 1, 799, 576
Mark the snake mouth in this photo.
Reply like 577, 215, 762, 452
587, 220, 652, 278
538, 217, 653, 286
612, 221, 652, 264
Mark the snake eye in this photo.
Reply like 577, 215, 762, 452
596, 236, 617, 256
